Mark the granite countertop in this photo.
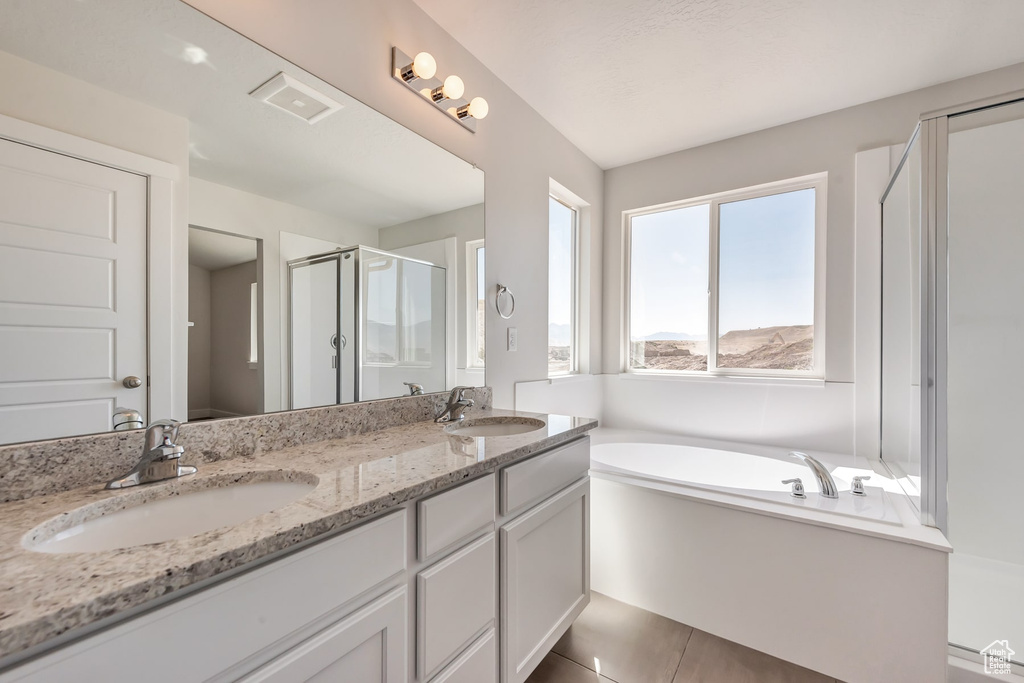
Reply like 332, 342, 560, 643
0, 409, 597, 663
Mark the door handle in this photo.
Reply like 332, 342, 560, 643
123, 376, 143, 389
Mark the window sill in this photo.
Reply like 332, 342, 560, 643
618, 371, 825, 388
545, 373, 592, 384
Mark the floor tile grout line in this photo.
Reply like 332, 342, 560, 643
669, 628, 695, 682
548, 651, 625, 683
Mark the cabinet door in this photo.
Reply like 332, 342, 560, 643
241, 587, 407, 683
500, 477, 590, 683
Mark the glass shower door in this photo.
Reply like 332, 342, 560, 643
289, 256, 339, 409
946, 101, 1024, 663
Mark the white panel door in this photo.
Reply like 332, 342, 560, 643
0, 137, 147, 444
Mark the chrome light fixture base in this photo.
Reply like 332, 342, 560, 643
391, 47, 478, 133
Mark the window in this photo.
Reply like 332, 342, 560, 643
466, 239, 485, 368
549, 196, 578, 376
249, 281, 258, 364
627, 175, 825, 377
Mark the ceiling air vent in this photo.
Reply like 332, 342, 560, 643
250, 72, 343, 124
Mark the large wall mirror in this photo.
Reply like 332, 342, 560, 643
0, 0, 485, 445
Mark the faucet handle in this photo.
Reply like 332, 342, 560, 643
781, 478, 806, 499
851, 475, 871, 496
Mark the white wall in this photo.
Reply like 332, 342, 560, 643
600, 61, 1024, 454
183, 0, 605, 409
189, 177, 377, 412
187, 265, 212, 417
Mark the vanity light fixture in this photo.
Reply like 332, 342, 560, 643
431, 75, 464, 102
400, 51, 437, 82
457, 97, 489, 121
392, 47, 488, 132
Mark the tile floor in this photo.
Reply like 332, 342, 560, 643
527, 592, 840, 683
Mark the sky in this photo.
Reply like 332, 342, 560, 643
549, 197, 575, 328
630, 188, 815, 339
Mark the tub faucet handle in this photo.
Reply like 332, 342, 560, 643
781, 478, 806, 499
851, 475, 871, 496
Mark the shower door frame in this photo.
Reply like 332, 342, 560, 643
904, 88, 1024, 534
287, 245, 447, 406
286, 250, 347, 408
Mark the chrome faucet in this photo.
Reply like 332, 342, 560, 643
404, 382, 424, 396
106, 419, 197, 489
434, 386, 475, 423
790, 451, 839, 498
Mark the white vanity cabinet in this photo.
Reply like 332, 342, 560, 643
241, 587, 408, 682
0, 510, 410, 683
0, 435, 591, 683
499, 438, 591, 683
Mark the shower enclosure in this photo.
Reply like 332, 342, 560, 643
288, 246, 446, 408
882, 92, 1024, 667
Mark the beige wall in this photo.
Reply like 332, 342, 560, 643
210, 261, 260, 417
187, 265, 212, 416
183, 0, 605, 409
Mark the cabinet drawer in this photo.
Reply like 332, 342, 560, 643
501, 437, 589, 516
417, 533, 496, 680
1, 511, 407, 683
418, 473, 494, 561
430, 629, 497, 683
240, 586, 407, 683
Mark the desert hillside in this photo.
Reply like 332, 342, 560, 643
627, 324, 813, 371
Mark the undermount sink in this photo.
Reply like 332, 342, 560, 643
24, 472, 318, 554
445, 416, 546, 437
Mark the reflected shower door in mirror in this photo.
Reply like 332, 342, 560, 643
880, 129, 923, 506
0, 0, 484, 445
288, 246, 446, 407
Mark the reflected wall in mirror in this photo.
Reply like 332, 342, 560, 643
0, 0, 484, 445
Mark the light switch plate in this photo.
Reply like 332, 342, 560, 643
507, 327, 518, 352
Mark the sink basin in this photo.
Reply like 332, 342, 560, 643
445, 416, 545, 437
24, 472, 318, 554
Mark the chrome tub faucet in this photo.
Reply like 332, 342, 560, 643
435, 386, 475, 423
106, 419, 197, 489
789, 451, 839, 499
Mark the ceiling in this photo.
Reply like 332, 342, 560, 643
413, 0, 1024, 169
188, 228, 258, 271
0, 0, 483, 229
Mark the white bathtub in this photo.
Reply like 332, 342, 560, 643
587, 430, 952, 682
589, 435, 899, 524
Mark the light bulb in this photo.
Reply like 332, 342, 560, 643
431, 75, 465, 102
402, 51, 436, 81
467, 96, 488, 120
442, 75, 465, 99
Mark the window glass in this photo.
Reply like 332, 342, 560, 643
717, 188, 815, 370
629, 204, 710, 371
549, 197, 577, 375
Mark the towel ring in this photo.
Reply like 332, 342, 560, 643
495, 284, 516, 319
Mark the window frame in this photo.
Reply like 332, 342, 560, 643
548, 194, 580, 377
465, 238, 486, 370
623, 173, 827, 380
